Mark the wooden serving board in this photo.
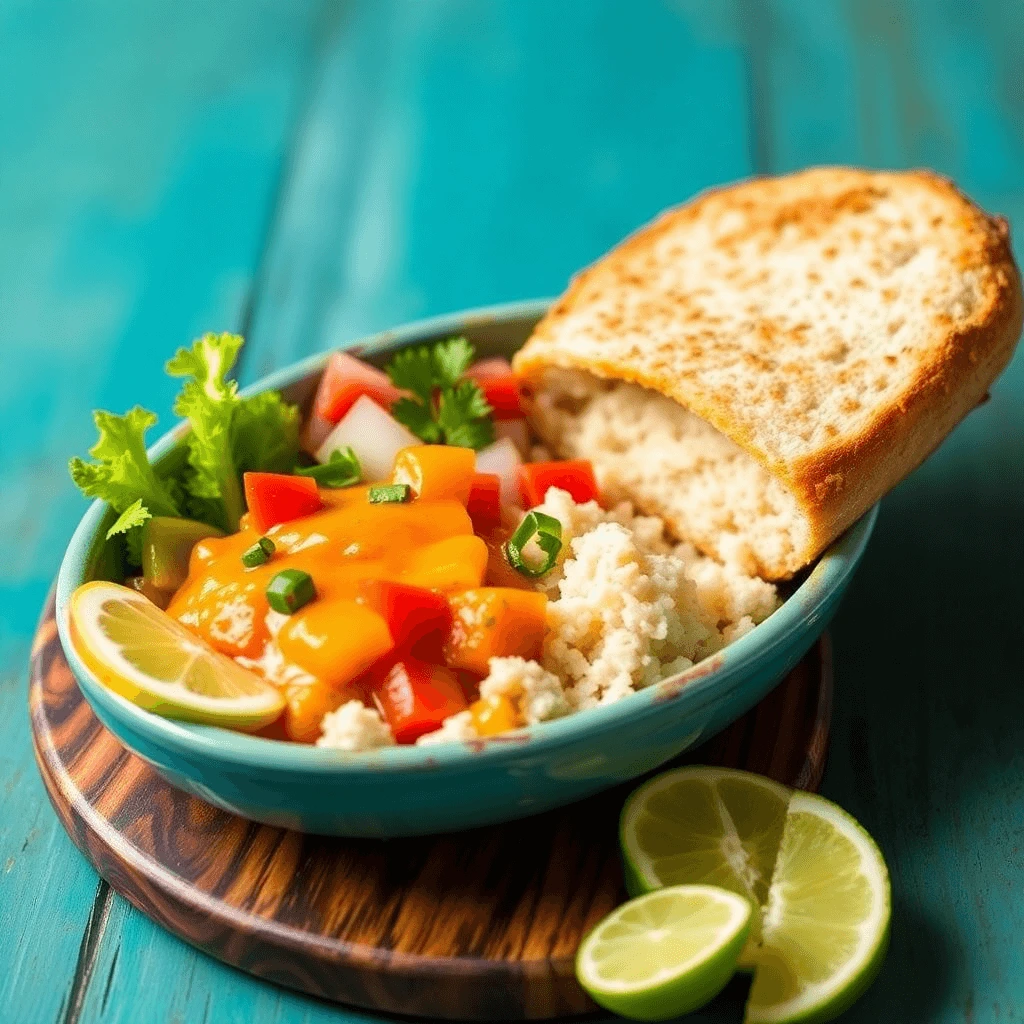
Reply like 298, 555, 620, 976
29, 594, 832, 1021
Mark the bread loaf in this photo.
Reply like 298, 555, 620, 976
514, 168, 1022, 578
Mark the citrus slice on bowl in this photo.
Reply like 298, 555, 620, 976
69, 581, 285, 729
576, 884, 752, 1020
745, 791, 890, 1024
620, 766, 791, 964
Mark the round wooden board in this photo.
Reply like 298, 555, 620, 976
29, 593, 832, 1021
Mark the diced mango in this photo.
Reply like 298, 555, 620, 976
277, 600, 394, 691
282, 679, 349, 744
470, 693, 520, 736
400, 535, 489, 592
392, 445, 476, 503
445, 587, 547, 676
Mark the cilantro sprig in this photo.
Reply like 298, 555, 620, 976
385, 336, 495, 450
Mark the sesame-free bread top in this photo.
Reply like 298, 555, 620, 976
514, 167, 1023, 579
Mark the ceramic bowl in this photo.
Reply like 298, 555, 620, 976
56, 300, 876, 837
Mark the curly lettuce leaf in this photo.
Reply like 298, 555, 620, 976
69, 407, 181, 567
232, 389, 300, 476
167, 333, 245, 531
69, 407, 182, 519
167, 332, 299, 531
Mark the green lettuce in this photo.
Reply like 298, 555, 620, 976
69, 333, 300, 563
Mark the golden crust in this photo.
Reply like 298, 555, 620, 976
514, 168, 1023, 577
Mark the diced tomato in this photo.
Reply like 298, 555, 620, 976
300, 410, 335, 455
465, 359, 523, 419
445, 587, 547, 675
518, 460, 599, 507
243, 472, 322, 533
314, 352, 402, 424
373, 657, 469, 744
466, 473, 502, 535
392, 445, 475, 503
358, 580, 452, 658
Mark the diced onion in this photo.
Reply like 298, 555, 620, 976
475, 437, 522, 508
316, 395, 421, 481
495, 418, 530, 457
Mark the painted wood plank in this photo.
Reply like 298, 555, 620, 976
72, 2, 758, 1023
240, 0, 754, 383
0, 3, 325, 1022
748, 1, 1024, 1021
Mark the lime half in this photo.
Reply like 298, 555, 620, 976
70, 581, 285, 729
576, 885, 752, 1020
620, 766, 791, 964
745, 791, 891, 1023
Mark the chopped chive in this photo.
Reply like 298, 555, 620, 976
266, 568, 316, 614
504, 510, 563, 578
368, 483, 411, 504
296, 446, 361, 488
241, 536, 276, 569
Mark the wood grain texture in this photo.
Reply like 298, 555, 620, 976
30, 594, 830, 1021
6, 1, 1024, 1022
0, 5, 326, 1022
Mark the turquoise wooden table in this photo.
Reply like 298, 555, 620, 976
2, 2, 1023, 1021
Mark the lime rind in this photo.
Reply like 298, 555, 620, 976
620, 766, 791, 965
744, 792, 891, 1024
576, 885, 753, 1020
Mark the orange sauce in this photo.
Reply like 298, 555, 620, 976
167, 485, 485, 667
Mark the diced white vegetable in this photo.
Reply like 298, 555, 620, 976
495, 418, 530, 457
316, 395, 421, 481
475, 437, 522, 508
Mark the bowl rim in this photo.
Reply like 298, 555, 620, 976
56, 298, 876, 775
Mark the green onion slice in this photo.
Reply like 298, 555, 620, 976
503, 510, 563, 578
266, 568, 316, 614
241, 536, 276, 569
296, 447, 361, 488
368, 483, 411, 504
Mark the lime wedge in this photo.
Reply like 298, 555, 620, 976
620, 766, 791, 965
576, 885, 752, 1020
70, 581, 285, 729
745, 791, 890, 1023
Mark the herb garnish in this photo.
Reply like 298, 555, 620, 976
296, 447, 361, 488
385, 336, 495, 450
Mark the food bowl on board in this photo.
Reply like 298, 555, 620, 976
55, 300, 876, 838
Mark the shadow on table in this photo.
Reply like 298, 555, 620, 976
823, 463, 1022, 1018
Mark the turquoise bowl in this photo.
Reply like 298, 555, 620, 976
56, 300, 876, 837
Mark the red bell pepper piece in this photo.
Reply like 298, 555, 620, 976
465, 358, 523, 419
314, 352, 402, 424
358, 580, 452, 657
243, 473, 322, 533
517, 460, 599, 507
374, 657, 469, 744
466, 472, 502, 535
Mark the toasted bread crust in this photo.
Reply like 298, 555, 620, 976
514, 168, 1023, 577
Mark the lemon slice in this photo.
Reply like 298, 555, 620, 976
745, 791, 890, 1023
69, 581, 285, 729
620, 766, 791, 965
576, 885, 752, 1020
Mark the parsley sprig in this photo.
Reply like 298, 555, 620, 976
385, 337, 495, 450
